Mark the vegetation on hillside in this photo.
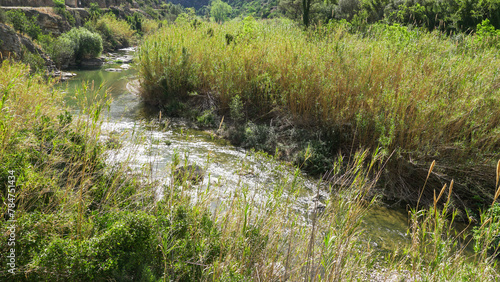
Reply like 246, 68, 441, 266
85, 13, 136, 50
3, 9, 42, 40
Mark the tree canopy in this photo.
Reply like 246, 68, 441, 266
210, 0, 233, 23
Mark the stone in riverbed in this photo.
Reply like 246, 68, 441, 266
52, 71, 77, 81
80, 58, 104, 69
105, 68, 123, 72
114, 55, 133, 64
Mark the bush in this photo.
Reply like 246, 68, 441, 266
30, 211, 159, 281
0, 9, 7, 23
4, 10, 42, 40
62, 27, 102, 60
39, 34, 75, 68
210, 0, 233, 23
25, 15, 42, 40
5, 9, 27, 33
126, 12, 144, 32
229, 95, 244, 123
89, 3, 102, 19
52, 0, 65, 8
93, 13, 135, 50
52, 36, 75, 67
21, 45, 45, 73
54, 6, 76, 26
475, 19, 500, 48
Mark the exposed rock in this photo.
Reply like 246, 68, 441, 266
65, 0, 77, 8
51, 71, 77, 81
120, 64, 130, 69
0, 7, 91, 36
0, 7, 71, 36
69, 9, 91, 27
105, 68, 123, 72
0, 23, 27, 58
0, 0, 55, 7
114, 55, 133, 64
0, 23, 55, 70
80, 57, 104, 69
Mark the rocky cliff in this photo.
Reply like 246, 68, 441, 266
0, 7, 91, 35
0, 23, 54, 69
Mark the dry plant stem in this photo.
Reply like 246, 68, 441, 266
417, 160, 435, 210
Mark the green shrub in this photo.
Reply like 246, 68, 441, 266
25, 15, 42, 40
242, 122, 277, 152
126, 12, 144, 32
89, 3, 102, 19
63, 27, 102, 60
54, 6, 76, 26
5, 9, 27, 33
4, 10, 42, 39
49, 36, 75, 68
196, 109, 217, 127
475, 19, 500, 48
210, 0, 233, 23
31, 211, 159, 281
52, 0, 65, 8
144, 6, 160, 20
0, 9, 7, 23
21, 45, 45, 73
229, 95, 244, 123
154, 203, 222, 281
92, 13, 135, 50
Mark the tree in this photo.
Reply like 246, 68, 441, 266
210, 0, 233, 23
279, 0, 302, 22
303, 0, 312, 27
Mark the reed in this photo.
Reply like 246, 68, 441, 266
138, 19, 500, 175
